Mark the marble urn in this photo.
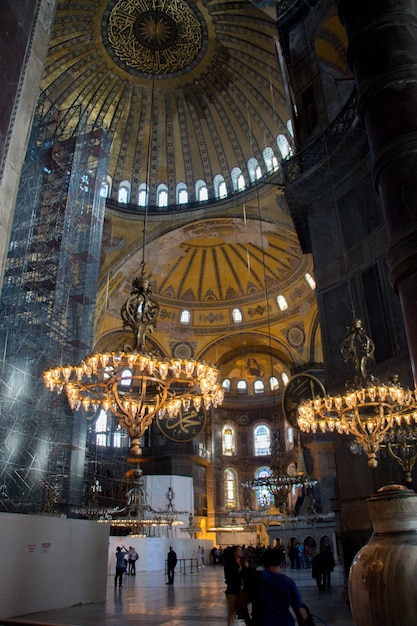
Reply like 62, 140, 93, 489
348, 484, 417, 626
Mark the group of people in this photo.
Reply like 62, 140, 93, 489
114, 545, 139, 588
224, 543, 336, 626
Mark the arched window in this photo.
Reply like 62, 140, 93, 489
100, 175, 112, 198
95, 409, 108, 447
237, 379, 247, 394
269, 376, 279, 391
277, 134, 292, 159
176, 182, 188, 205
222, 425, 236, 455
277, 295, 288, 311
254, 379, 265, 394
195, 179, 208, 202
222, 378, 231, 392
281, 372, 289, 386
231, 167, 245, 192
137, 183, 149, 206
213, 174, 228, 199
118, 180, 131, 204
247, 157, 262, 183
157, 183, 168, 207
255, 466, 273, 507
254, 424, 271, 456
305, 272, 316, 290
120, 368, 132, 387
263, 147, 278, 172
180, 309, 191, 324
286, 119, 294, 137
286, 425, 294, 450
232, 308, 243, 324
224, 468, 238, 508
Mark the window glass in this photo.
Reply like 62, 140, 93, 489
254, 424, 271, 456
237, 379, 247, 394
232, 308, 243, 323
277, 134, 292, 159
222, 378, 231, 392
255, 466, 273, 507
305, 272, 316, 290
277, 295, 288, 311
269, 376, 279, 391
138, 183, 149, 206
222, 426, 236, 455
224, 468, 238, 508
118, 181, 131, 204
254, 379, 264, 394
157, 185, 168, 207
180, 309, 191, 324
176, 182, 188, 205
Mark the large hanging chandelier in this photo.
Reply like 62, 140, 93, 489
43, 275, 224, 457
297, 319, 417, 468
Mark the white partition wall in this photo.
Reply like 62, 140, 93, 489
0, 513, 109, 619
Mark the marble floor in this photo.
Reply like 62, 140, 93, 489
3, 564, 355, 626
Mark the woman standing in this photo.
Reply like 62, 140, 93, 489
224, 545, 243, 625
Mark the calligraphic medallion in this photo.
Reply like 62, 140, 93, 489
104, 0, 205, 77
157, 406, 206, 442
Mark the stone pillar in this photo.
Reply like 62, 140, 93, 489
338, 0, 417, 383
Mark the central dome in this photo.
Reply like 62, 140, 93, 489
104, 0, 205, 76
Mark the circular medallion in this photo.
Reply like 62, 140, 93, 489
282, 374, 326, 429
172, 342, 194, 360
103, 0, 206, 78
157, 406, 206, 442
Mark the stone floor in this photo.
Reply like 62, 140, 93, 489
4, 564, 355, 626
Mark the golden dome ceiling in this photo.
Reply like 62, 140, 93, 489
42, 0, 291, 204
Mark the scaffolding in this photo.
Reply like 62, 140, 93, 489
0, 101, 111, 514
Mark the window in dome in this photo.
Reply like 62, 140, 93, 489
237, 379, 247, 394
224, 468, 238, 508
100, 175, 112, 198
254, 379, 265, 394
157, 184, 168, 207
214, 174, 228, 199
277, 295, 288, 311
180, 309, 191, 324
118, 180, 131, 204
263, 147, 279, 172
232, 308, 243, 323
305, 272, 316, 290
195, 179, 208, 202
281, 372, 289, 386
222, 378, 231, 392
138, 183, 149, 206
277, 134, 292, 159
95, 409, 108, 447
269, 376, 279, 391
222, 425, 236, 455
254, 424, 271, 456
231, 167, 245, 192
287, 119, 294, 137
176, 182, 188, 205
120, 369, 132, 387
248, 157, 262, 183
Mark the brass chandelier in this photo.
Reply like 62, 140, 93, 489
297, 319, 417, 468
43, 274, 224, 457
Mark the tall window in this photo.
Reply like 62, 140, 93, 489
305, 272, 316, 290
195, 179, 208, 202
254, 424, 271, 456
180, 309, 191, 324
281, 372, 289, 386
214, 174, 228, 199
269, 376, 279, 391
118, 180, 131, 204
263, 147, 278, 172
137, 183, 149, 206
255, 466, 273, 507
222, 378, 231, 392
224, 468, 238, 508
222, 425, 236, 455
231, 167, 245, 192
176, 182, 188, 205
277, 295, 288, 311
277, 134, 292, 159
157, 183, 168, 207
232, 308, 243, 323
95, 409, 108, 447
247, 157, 262, 182
254, 379, 265, 394
237, 379, 247, 394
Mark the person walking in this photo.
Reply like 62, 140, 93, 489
312, 545, 335, 590
249, 548, 308, 626
114, 545, 128, 589
167, 546, 178, 585
224, 545, 244, 626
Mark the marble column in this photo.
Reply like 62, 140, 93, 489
338, 0, 417, 383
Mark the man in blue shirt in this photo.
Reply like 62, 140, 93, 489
250, 548, 308, 626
